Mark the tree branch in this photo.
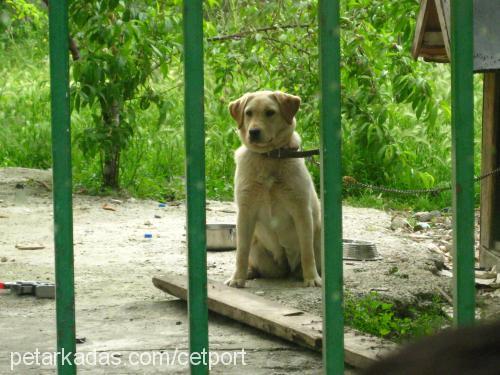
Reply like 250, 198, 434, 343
261, 35, 311, 56
207, 23, 311, 42
41, 0, 80, 60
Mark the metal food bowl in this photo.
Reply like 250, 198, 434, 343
343, 239, 380, 261
206, 223, 236, 251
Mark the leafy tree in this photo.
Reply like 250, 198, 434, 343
0, 0, 45, 42
69, 0, 182, 189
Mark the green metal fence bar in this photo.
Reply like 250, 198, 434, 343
319, 0, 344, 373
183, 0, 209, 373
48, 0, 77, 373
450, 0, 475, 325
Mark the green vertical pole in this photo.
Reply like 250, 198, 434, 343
48, 0, 77, 374
450, 0, 475, 326
183, 1, 209, 373
319, 0, 344, 373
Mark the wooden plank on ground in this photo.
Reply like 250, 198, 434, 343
152, 274, 396, 369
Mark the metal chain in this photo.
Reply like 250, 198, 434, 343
307, 158, 500, 196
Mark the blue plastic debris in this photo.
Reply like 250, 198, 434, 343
158, 203, 167, 208
144, 233, 153, 239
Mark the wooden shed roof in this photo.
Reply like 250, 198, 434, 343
412, 0, 500, 72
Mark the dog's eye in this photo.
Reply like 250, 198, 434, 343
245, 110, 253, 117
265, 110, 275, 117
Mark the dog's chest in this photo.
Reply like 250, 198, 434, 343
247, 158, 286, 190
255, 170, 281, 190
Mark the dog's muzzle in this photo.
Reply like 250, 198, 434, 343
249, 128, 261, 142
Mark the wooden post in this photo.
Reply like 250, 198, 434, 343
480, 71, 500, 267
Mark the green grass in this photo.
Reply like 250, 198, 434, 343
344, 292, 451, 342
0, 33, 51, 169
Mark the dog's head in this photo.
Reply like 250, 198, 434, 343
229, 91, 301, 153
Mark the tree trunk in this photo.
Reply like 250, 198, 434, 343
102, 101, 121, 190
103, 148, 120, 189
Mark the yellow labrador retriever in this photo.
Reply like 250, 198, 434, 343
225, 90, 322, 288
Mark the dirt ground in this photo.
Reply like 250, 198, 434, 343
1, 167, 499, 374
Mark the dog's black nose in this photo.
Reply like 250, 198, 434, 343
249, 128, 261, 142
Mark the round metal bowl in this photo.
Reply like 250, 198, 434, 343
206, 223, 236, 251
343, 239, 381, 261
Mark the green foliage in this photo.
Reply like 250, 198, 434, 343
344, 292, 450, 342
0, 0, 46, 45
69, 0, 183, 188
3, 0, 43, 22
0, 0, 485, 208
0, 33, 51, 169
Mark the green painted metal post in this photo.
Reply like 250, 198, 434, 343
183, 1, 209, 373
319, 0, 344, 373
450, 0, 475, 325
48, 0, 77, 373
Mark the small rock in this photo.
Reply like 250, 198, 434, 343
414, 222, 431, 231
370, 287, 389, 292
414, 211, 431, 222
414, 211, 441, 222
144, 220, 153, 226
424, 252, 445, 274
102, 203, 117, 211
430, 210, 442, 219
439, 244, 448, 253
1, 257, 7, 262
427, 243, 440, 253
255, 290, 265, 296
391, 216, 410, 231
15, 242, 45, 250
175, 321, 182, 325
154, 214, 162, 219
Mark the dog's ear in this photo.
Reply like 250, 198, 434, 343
273, 91, 301, 124
229, 94, 250, 129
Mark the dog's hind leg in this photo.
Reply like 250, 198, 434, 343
249, 238, 289, 279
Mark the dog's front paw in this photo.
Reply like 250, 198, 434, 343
224, 277, 247, 288
303, 276, 322, 287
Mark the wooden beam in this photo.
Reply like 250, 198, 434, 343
480, 72, 500, 262
421, 54, 450, 63
152, 274, 396, 369
435, 0, 451, 60
412, 0, 430, 59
